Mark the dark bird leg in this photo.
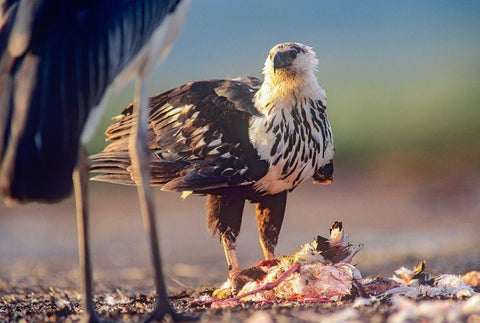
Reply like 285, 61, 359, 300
73, 148, 100, 323
206, 193, 248, 293
129, 74, 173, 321
254, 191, 287, 261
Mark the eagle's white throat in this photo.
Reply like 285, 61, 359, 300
249, 43, 334, 194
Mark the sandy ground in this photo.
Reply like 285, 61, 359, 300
1, 166, 479, 321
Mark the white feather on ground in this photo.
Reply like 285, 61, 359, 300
384, 261, 478, 298
218, 221, 363, 302
199, 222, 479, 312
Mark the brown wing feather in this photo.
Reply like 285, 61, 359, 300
90, 77, 268, 192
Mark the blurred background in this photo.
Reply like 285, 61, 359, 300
1, 1, 479, 293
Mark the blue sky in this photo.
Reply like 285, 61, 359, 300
155, 0, 480, 85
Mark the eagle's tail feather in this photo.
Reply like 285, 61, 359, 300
89, 151, 190, 187
91, 174, 137, 186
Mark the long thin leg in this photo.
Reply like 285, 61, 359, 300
254, 191, 287, 260
73, 147, 100, 323
129, 74, 173, 321
206, 194, 248, 293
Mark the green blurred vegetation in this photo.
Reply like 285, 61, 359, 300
326, 59, 480, 171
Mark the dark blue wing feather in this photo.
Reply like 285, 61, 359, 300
0, 0, 183, 202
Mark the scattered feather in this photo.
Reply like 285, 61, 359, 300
205, 221, 363, 306
190, 221, 479, 315
462, 271, 480, 287
386, 261, 477, 298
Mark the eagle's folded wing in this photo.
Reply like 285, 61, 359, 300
90, 77, 269, 192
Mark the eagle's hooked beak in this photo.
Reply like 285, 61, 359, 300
273, 50, 297, 72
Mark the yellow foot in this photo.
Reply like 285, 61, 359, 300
212, 287, 233, 299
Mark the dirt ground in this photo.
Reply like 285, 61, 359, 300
1, 166, 479, 321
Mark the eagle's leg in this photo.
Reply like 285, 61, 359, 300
254, 191, 287, 260
73, 148, 100, 323
206, 193, 249, 294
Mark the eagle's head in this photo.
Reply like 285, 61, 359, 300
258, 42, 322, 103
263, 42, 318, 82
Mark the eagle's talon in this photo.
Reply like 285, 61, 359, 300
229, 270, 253, 294
212, 270, 253, 299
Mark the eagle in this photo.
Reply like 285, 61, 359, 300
90, 42, 335, 293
